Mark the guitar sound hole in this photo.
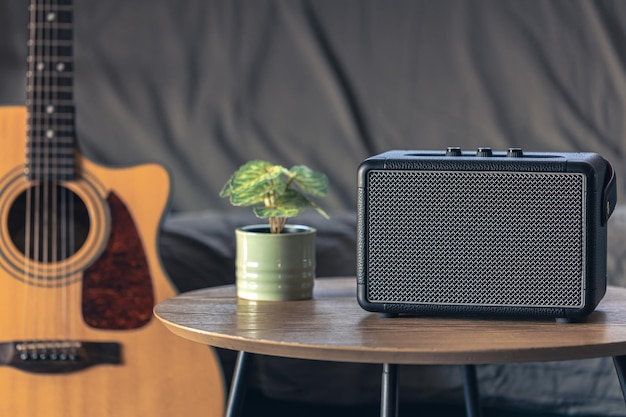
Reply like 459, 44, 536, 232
7, 183, 90, 262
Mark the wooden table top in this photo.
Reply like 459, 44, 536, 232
154, 277, 626, 365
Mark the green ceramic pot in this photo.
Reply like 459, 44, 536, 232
235, 224, 316, 301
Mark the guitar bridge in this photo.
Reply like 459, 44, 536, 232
0, 341, 122, 374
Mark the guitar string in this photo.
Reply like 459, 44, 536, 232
51, 0, 71, 357
49, 0, 59, 355
22, 0, 36, 359
32, 0, 43, 358
62, 0, 75, 356
49, 0, 66, 357
36, 1, 53, 354
57, 0, 75, 356
33, 0, 43, 358
49, 0, 58, 354
69, 0, 78, 358
57, 0, 71, 355
41, 2, 56, 354
45, 0, 54, 355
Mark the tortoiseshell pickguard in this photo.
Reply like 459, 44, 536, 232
82, 192, 154, 330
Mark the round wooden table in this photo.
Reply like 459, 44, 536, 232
154, 277, 626, 417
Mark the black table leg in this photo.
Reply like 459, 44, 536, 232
463, 364, 483, 417
381, 363, 399, 417
613, 355, 626, 403
225, 351, 252, 417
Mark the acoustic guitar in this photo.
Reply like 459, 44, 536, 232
0, 0, 225, 415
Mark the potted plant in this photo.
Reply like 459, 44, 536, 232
220, 160, 329, 300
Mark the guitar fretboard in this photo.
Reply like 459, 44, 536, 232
26, 0, 76, 181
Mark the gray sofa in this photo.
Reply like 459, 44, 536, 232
2, 0, 626, 415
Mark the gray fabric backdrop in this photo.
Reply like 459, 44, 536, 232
1, 0, 625, 213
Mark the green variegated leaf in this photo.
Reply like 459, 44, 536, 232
229, 161, 285, 192
219, 178, 234, 197
222, 161, 288, 206
275, 188, 310, 207
289, 165, 329, 197
229, 181, 271, 206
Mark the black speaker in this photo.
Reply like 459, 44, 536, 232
357, 148, 617, 321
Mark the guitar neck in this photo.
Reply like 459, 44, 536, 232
27, 0, 76, 181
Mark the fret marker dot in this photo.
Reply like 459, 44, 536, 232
46, 130, 54, 138
56, 63, 65, 72
46, 105, 55, 114
37, 62, 45, 71
47, 13, 56, 22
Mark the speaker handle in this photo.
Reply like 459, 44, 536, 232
603, 159, 617, 225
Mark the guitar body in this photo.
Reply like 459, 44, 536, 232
0, 106, 225, 416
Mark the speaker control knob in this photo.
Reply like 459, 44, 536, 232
507, 147, 524, 157
446, 147, 462, 156
476, 147, 493, 157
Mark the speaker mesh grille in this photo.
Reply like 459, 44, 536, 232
366, 170, 585, 308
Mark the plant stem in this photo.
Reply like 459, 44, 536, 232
268, 216, 287, 233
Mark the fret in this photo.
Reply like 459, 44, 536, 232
28, 69, 75, 76
27, 85, 74, 93
30, 124, 76, 132
29, 99, 74, 109
28, 163, 76, 170
27, 98, 74, 106
28, 29, 73, 42
27, 153, 76, 163
28, 22, 73, 31
27, 164, 76, 171
29, 45, 73, 58
27, 158, 76, 166
29, 4, 73, 12
27, 136, 75, 145
28, 74, 74, 88
28, 102, 75, 111
31, 9, 73, 25
28, 122, 75, 131
29, 104, 74, 112
30, 123, 76, 131
28, 119, 76, 132
29, 91, 73, 100
29, 113, 75, 122
29, 40, 73, 47
28, 56, 73, 64
29, 0, 73, 7
29, 61, 74, 73
26, 146, 75, 157
28, 162, 76, 169
26, 168, 77, 182
28, 78, 73, 88
27, 141, 75, 149
29, 67, 73, 76
29, 61, 73, 74
29, 0, 73, 8
29, 129, 75, 138
31, 15, 73, 26
29, 110, 75, 119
